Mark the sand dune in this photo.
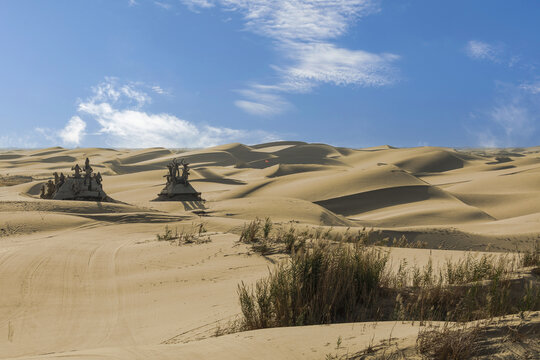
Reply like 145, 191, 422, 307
1, 142, 540, 359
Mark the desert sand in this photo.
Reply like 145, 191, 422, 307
1, 142, 539, 359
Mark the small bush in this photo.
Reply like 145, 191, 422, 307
239, 218, 262, 244
156, 225, 178, 241
238, 218, 310, 255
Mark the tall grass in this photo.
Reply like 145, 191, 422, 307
237, 238, 540, 331
238, 242, 389, 328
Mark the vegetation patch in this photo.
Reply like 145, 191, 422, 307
156, 223, 210, 245
238, 218, 425, 256
234, 220, 540, 331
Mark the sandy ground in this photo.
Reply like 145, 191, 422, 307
1, 142, 539, 359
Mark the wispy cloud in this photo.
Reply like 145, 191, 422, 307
176, 0, 398, 115
234, 88, 292, 116
520, 81, 540, 94
465, 40, 500, 62
51, 78, 275, 148
467, 82, 539, 147
91, 77, 151, 107
280, 41, 399, 88
464, 39, 528, 69
180, 0, 214, 12
490, 103, 534, 138
151, 85, 167, 94
154, 1, 172, 10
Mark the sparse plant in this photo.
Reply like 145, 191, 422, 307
156, 223, 211, 245
239, 218, 262, 244
197, 222, 207, 236
156, 225, 178, 242
262, 217, 272, 239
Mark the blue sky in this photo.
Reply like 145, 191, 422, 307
1, 0, 539, 148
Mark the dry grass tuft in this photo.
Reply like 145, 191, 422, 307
156, 223, 210, 245
416, 325, 480, 360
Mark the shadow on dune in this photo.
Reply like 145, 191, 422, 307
28, 147, 65, 157
315, 185, 439, 216
181, 201, 206, 211
394, 149, 467, 174
76, 212, 190, 224
0, 154, 24, 160
0, 200, 141, 214
39, 155, 77, 163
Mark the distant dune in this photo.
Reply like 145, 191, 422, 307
1, 142, 539, 359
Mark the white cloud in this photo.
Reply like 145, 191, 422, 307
91, 77, 151, 107
235, 100, 281, 116
465, 40, 499, 62
220, 0, 378, 42
281, 41, 399, 87
70, 78, 274, 148
180, 0, 214, 11
154, 1, 172, 10
468, 82, 539, 147
151, 85, 167, 94
179, 0, 398, 116
59, 116, 87, 145
234, 88, 291, 115
520, 81, 540, 94
128, 0, 137, 6
490, 104, 534, 137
